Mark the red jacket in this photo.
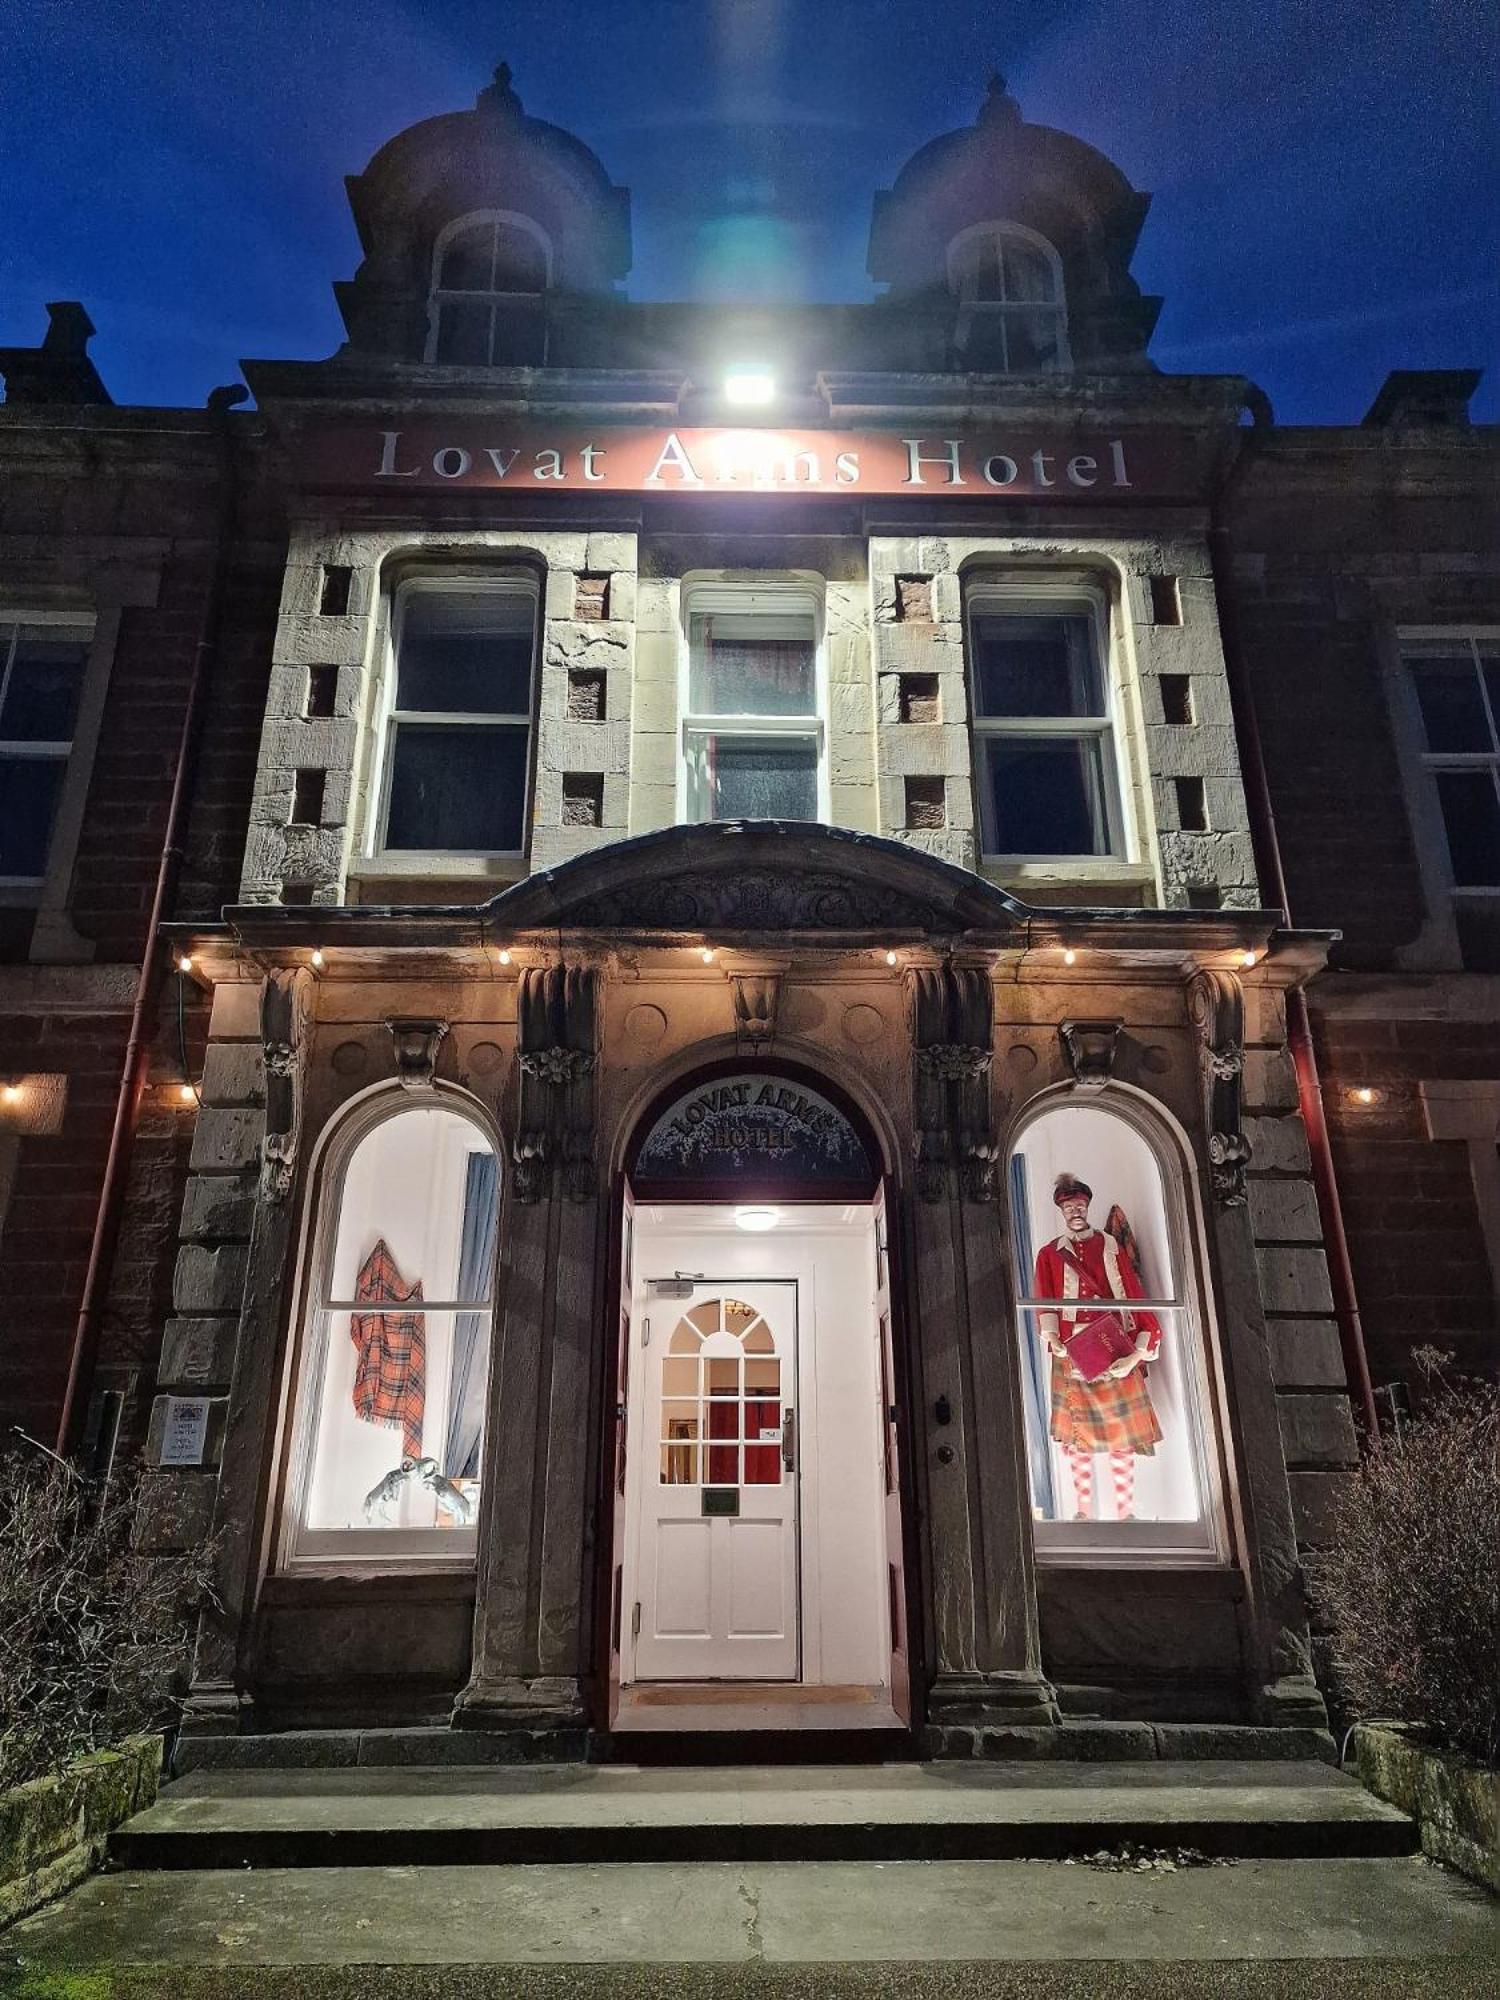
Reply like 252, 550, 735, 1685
1033, 1229, 1162, 1360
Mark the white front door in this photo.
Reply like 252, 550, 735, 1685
628, 1279, 799, 1681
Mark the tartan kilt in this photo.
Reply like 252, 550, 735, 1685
1049, 1357, 1162, 1455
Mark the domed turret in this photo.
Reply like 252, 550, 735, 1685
868, 76, 1161, 372
334, 63, 632, 366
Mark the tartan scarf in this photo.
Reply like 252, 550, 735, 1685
350, 1237, 426, 1459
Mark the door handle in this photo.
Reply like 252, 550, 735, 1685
781, 1408, 796, 1473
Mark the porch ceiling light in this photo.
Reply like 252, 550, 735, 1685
735, 1206, 780, 1233
723, 365, 775, 406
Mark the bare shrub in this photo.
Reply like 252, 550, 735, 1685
0, 1447, 217, 1792
1307, 1353, 1499, 1768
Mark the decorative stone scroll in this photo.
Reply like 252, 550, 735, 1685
907, 965, 996, 1202
259, 969, 313, 1203
1059, 1019, 1123, 1093
515, 964, 599, 1204
1187, 969, 1251, 1207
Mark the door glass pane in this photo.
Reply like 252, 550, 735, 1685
982, 736, 1109, 856
397, 591, 534, 714
699, 734, 818, 821
707, 1399, 738, 1440
1435, 769, 1500, 886
706, 1357, 739, 1397
0, 755, 65, 876
971, 611, 1101, 717
661, 1442, 698, 1485
1, 630, 89, 740
662, 1356, 698, 1395
689, 613, 815, 715
706, 1444, 738, 1485
1413, 660, 1493, 753
744, 1443, 780, 1485
385, 724, 529, 850
661, 1401, 700, 1440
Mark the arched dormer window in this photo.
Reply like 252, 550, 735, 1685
427, 210, 551, 367
279, 1095, 500, 1569
1008, 1093, 1223, 1560
947, 223, 1069, 372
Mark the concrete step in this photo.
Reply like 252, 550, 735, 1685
109, 1760, 1417, 1870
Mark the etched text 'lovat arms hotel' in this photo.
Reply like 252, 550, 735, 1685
0, 66, 1494, 1760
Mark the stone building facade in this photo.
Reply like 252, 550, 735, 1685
0, 68, 1493, 1760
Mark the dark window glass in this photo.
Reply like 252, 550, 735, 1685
690, 615, 815, 716
1435, 770, 1500, 887
1003, 244, 1054, 302
439, 222, 495, 292
1482, 654, 1500, 728
385, 725, 530, 851
705, 736, 818, 821
397, 592, 534, 714
0, 756, 65, 876
1413, 659, 1494, 753
981, 737, 1109, 856
1005, 309, 1064, 371
486, 301, 546, 367
971, 612, 1101, 718
1, 631, 88, 741
434, 299, 492, 367
492, 222, 547, 293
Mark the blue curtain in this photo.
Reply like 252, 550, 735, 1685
443, 1151, 499, 1480
1010, 1152, 1056, 1518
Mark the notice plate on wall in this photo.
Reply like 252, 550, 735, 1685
159, 1395, 211, 1468
701, 1488, 740, 1518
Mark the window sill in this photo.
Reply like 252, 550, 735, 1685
347, 855, 528, 905
982, 858, 1158, 902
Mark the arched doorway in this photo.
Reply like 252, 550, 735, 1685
597, 1058, 915, 1741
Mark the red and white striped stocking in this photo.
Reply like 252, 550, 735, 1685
1066, 1445, 1094, 1520
1109, 1450, 1135, 1521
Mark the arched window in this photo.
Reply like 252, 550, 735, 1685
948, 224, 1068, 372
427, 211, 550, 367
280, 1098, 500, 1568
1008, 1097, 1221, 1559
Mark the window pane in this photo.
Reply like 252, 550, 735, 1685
1, 630, 89, 741
1005, 308, 1063, 371
971, 611, 1101, 717
492, 221, 547, 292
434, 298, 492, 366
689, 613, 815, 715
954, 237, 1004, 301
1412, 659, 1493, 753
1002, 244, 1055, 302
439, 221, 495, 291
982, 736, 1110, 856
1482, 655, 1500, 733
385, 724, 529, 850
397, 590, 534, 714
697, 734, 819, 821
1435, 769, 1500, 886
0, 754, 65, 876
486, 300, 546, 367
300, 1107, 497, 1537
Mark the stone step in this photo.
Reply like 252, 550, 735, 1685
110, 1760, 1417, 1870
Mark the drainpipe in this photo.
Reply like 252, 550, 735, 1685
55, 391, 245, 1455
1208, 434, 1379, 1436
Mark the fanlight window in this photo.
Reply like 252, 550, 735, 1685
659, 1297, 784, 1489
948, 225, 1068, 373
1009, 1099, 1220, 1559
428, 212, 550, 366
281, 1100, 499, 1568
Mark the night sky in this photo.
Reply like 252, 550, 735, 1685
4, 0, 1497, 420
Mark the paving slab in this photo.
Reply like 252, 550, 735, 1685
107, 1761, 1416, 1868
7, 1856, 1497, 1988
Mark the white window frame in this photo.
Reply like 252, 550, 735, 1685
947, 221, 1070, 373
676, 580, 829, 827
1390, 628, 1500, 963
425, 209, 552, 367
278, 1090, 500, 1574
369, 571, 541, 863
1007, 1089, 1230, 1568
964, 580, 1129, 864
0, 611, 96, 893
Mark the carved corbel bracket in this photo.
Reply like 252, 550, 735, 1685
387, 1018, 450, 1091
723, 953, 788, 1047
1059, 1019, 1123, 1093
907, 964, 996, 1202
260, 969, 313, 1203
1188, 969, 1251, 1206
515, 963, 599, 1203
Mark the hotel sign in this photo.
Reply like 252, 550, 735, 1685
633, 1074, 874, 1192
305, 426, 1194, 499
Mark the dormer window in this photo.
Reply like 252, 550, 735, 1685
948, 224, 1068, 372
427, 212, 550, 367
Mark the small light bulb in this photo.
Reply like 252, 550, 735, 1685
1351, 1086, 1377, 1106
176, 954, 193, 974
1241, 949, 1258, 969
498, 948, 512, 966
2, 1082, 21, 1104
178, 1082, 197, 1104
1062, 948, 1077, 966
700, 947, 715, 964
309, 948, 324, 969
885, 950, 898, 967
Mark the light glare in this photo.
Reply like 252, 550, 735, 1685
724, 366, 775, 407
735, 1206, 780, 1233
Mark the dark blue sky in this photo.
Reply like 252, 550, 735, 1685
4, 0, 1497, 420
